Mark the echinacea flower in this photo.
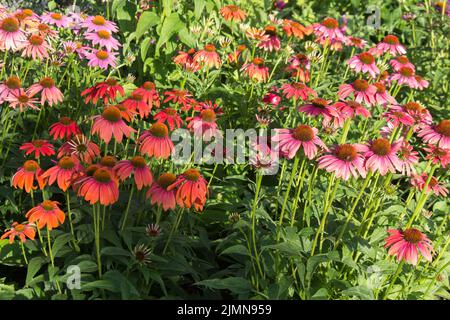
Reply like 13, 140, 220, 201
313, 17, 346, 42
154, 108, 183, 130
58, 134, 101, 164
91, 106, 136, 144
193, 44, 221, 69
348, 52, 379, 78
273, 125, 327, 159
41, 12, 72, 28
417, 120, 450, 149
371, 35, 406, 56
281, 82, 317, 101
121, 91, 152, 119
6, 89, 40, 111
219, 5, 247, 22
383, 107, 415, 127
84, 29, 121, 51
76, 168, 119, 205
263, 92, 281, 107
163, 89, 197, 111
299, 98, 338, 118
114, 156, 153, 190
411, 173, 448, 197
173, 48, 201, 72
26, 200, 65, 230
87, 49, 117, 69
11, 160, 46, 193
389, 56, 415, 72
20, 140, 55, 159
146, 172, 177, 211
99, 155, 118, 172
138, 123, 174, 159
258, 26, 281, 52
187, 109, 220, 140
385, 228, 433, 265
0, 75, 21, 103
390, 67, 417, 88
132, 81, 160, 110
81, 78, 124, 105
168, 169, 208, 211
423, 144, 450, 168
241, 57, 269, 82
145, 223, 162, 237
282, 19, 310, 39
21, 34, 51, 60
133, 243, 152, 265
27, 77, 63, 106
286, 53, 310, 82
49, 117, 81, 140
245, 27, 270, 41
249, 142, 279, 175
347, 36, 367, 49
411, 75, 429, 90
333, 100, 371, 119
1, 222, 35, 244
317, 143, 367, 180
338, 80, 377, 106
397, 141, 419, 176
82, 15, 118, 33
373, 82, 396, 106
0, 16, 26, 51
42, 156, 82, 192
361, 138, 402, 175
402, 102, 432, 124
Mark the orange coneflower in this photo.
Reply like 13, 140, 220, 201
76, 168, 119, 205
146, 173, 177, 211
42, 156, 82, 192
91, 106, 136, 144
114, 156, 153, 190
169, 169, 208, 211
154, 108, 184, 130
138, 123, 174, 159
121, 91, 152, 119
58, 134, 101, 164
193, 44, 221, 69
26, 200, 65, 230
1, 222, 35, 243
219, 5, 247, 22
241, 57, 269, 82
11, 160, 46, 193
133, 81, 160, 109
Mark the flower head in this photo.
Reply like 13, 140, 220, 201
0, 16, 26, 51
27, 77, 63, 106
273, 125, 327, 159
92, 106, 136, 144
12, 160, 46, 193
114, 156, 153, 190
385, 228, 433, 265
1, 222, 35, 244
241, 57, 269, 82
76, 168, 119, 205
317, 143, 367, 180
146, 172, 177, 211
81, 78, 124, 104
26, 200, 65, 230
281, 82, 317, 100
338, 80, 377, 106
361, 138, 402, 175
42, 156, 82, 192
220, 5, 246, 22
20, 140, 55, 159
169, 169, 208, 211
417, 120, 450, 149
138, 123, 174, 159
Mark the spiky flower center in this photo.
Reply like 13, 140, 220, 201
164, 108, 177, 116
142, 81, 155, 90
93, 168, 112, 183
1, 17, 20, 32
399, 67, 414, 77
183, 168, 200, 181
97, 29, 111, 39
384, 35, 399, 45
23, 160, 39, 172
50, 13, 62, 20
373, 82, 386, 93
5, 76, 21, 89
14, 224, 25, 232
350, 37, 362, 45
105, 78, 118, 86
227, 5, 239, 12
353, 79, 369, 91
22, 9, 34, 17
252, 57, 264, 65
336, 144, 357, 161
18, 94, 29, 103
436, 120, 450, 137
404, 102, 422, 112
428, 177, 438, 187
39, 77, 55, 88
100, 156, 117, 168
131, 93, 143, 101
92, 15, 106, 26
346, 101, 362, 109
322, 17, 338, 29
60, 116, 73, 125
403, 228, 423, 244
204, 44, 216, 52
291, 82, 306, 90
264, 25, 277, 36
150, 123, 169, 137
85, 165, 99, 176
131, 156, 146, 168
311, 98, 328, 109
42, 200, 55, 211
29, 34, 44, 46
237, 44, 247, 52
371, 138, 391, 156
157, 172, 177, 188
102, 106, 122, 122
58, 156, 75, 169
358, 52, 375, 64
293, 125, 314, 142
396, 56, 409, 64
32, 140, 46, 147
96, 50, 109, 60
201, 109, 216, 122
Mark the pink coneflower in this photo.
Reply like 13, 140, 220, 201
1, 222, 35, 244
187, 109, 220, 140
41, 12, 72, 28
42, 156, 82, 192
219, 5, 247, 22
241, 57, 269, 82
30, 23, 58, 41
397, 141, 419, 176
163, 89, 197, 111
91, 106, 136, 144
299, 98, 338, 118
173, 48, 200, 72
411, 174, 448, 197
81, 78, 124, 105
76, 168, 119, 205
0, 16, 26, 51
411, 75, 429, 90
390, 67, 417, 87
313, 17, 346, 41
20, 140, 55, 159
168, 169, 208, 211
402, 102, 432, 124
348, 52, 379, 78
281, 82, 317, 101
59, 134, 100, 164
249, 142, 279, 175
11, 160, 46, 193
334, 100, 371, 119
389, 56, 415, 72
26, 200, 65, 230
282, 19, 310, 39
338, 80, 377, 106
263, 92, 281, 107
273, 125, 327, 159
423, 144, 450, 168
372, 35, 406, 56
361, 138, 402, 175
121, 92, 151, 119
82, 15, 118, 33
154, 108, 183, 130
258, 26, 281, 52
114, 156, 153, 190
347, 36, 367, 49
317, 144, 367, 180
417, 120, 450, 149
64, 40, 89, 59
98, 155, 117, 172
0, 76, 21, 103
373, 82, 396, 106
6, 89, 40, 111
84, 29, 121, 51
146, 173, 177, 211
286, 53, 310, 82
194, 44, 221, 69
27, 77, 63, 106
383, 106, 415, 127
87, 49, 117, 69
133, 81, 160, 110
385, 228, 433, 265
49, 117, 81, 140
21, 34, 51, 60
138, 123, 174, 159
193, 100, 223, 114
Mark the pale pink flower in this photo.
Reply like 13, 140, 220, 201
417, 120, 450, 149
86, 49, 117, 69
338, 80, 377, 106
347, 52, 379, 78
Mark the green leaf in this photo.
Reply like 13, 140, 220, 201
135, 11, 159, 40
26, 256, 46, 285
220, 244, 250, 256
194, 0, 206, 19
101, 246, 131, 257
155, 13, 185, 55
81, 280, 117, 292
196, 277, 251, 295
342, 285, 375, 300
178, 28, 196, 48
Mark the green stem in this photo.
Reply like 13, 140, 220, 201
382, 260, 405, 300
121, 185, 135, 231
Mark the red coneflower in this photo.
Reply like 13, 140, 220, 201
194, 44, 221, 69
0, 75, 21, 103
133, 81, 160, 109
163, 89, 197, 111
20, 140, 55, 159
228, 44, 247, 64
317, 144, 367, 181
121, 91, 152, 119
281, 82, 317, 101
361, 138, 402, 176
169, 169, 208, 211
146, 172, 177, 211
138, 123, 174, 159
417, 120, 450, 149
273, 125, 327, 159
347, 36, 367, 49
313, 17, 346, 42
49, 117, 81, 140
219, 5, 247, 22
258, 25, 281, 52
114, 156, 153, 190
1, 222, 35, 244
42, 156, 82, 192
0, 16, 26, 51
411, 174, 448, 197
117, 104, 136, 122
286, 53, 310, 83
385, 228, 433, 265
241, 57, 269, 82
76, 168, 119, 205
333, 100, 371, 119
338, 79, 377, 106
154, 108, 184, 130
58, 134, 101, 164
91, 106, 136, 144
26, 200, 65, 230
21, 34, 51, 60
11, 160, 46, 193
299, 98, 338, 118
6, 89, 40, 111
27, 77, 63, 106
173, 48, 201, 72
81, 78, 124, 104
